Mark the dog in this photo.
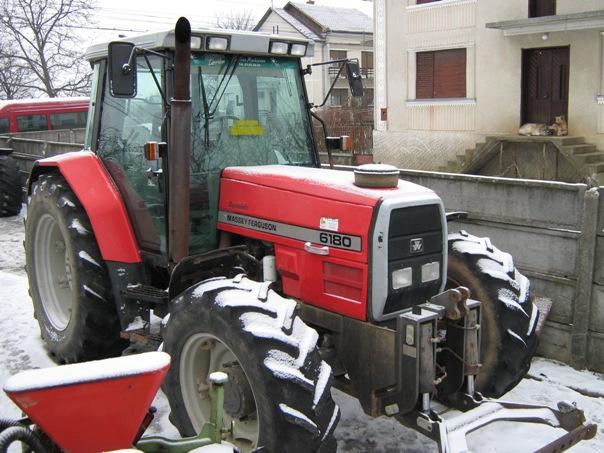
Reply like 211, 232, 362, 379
518, 115, 568, 136
549, 115, 568, 136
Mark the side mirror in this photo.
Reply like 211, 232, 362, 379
108, 42, 137, 98
346, 61, 364, 98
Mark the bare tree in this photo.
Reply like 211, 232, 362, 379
0, 37, 34, 99
215, 9, 256, 31
0, 0, 94, 98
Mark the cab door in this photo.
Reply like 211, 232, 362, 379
96, 55, 167, 254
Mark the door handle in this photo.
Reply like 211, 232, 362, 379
304, 242, 329, 256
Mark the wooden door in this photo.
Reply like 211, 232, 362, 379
521, 47, 569, 124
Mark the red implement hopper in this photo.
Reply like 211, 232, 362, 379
3, 351, 170, 453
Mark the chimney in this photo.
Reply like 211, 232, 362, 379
307, 0, 315, 4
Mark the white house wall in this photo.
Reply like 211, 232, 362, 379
375, 0, 604, 170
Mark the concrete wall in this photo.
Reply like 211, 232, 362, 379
374, 0, 604, 170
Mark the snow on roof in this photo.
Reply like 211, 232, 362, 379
289, 2, 373, 34
4, 351, 171, 393
272, 8, 323, 42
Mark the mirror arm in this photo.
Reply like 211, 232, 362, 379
310, 109, 334, 169
141, 52, 169, 109
315, 62, 346, 108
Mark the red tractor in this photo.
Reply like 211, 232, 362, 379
24, 18, 595, 452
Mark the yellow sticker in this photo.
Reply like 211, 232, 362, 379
230, 119, 265, 136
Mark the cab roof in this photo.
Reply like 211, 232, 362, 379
85, 27, 314, 62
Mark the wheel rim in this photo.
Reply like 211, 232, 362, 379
180, 333, 260, 450
34, 213, 73, 331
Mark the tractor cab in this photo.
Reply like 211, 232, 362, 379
85, 23, 359, 262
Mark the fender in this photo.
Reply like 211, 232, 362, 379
29, 151, 141, 263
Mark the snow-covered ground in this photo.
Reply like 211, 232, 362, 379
0, 210, 602, 452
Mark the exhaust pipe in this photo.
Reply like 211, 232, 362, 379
168, 17, 192, 267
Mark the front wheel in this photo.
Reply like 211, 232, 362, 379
447, 231, 539, 397
162, 276, 339, 453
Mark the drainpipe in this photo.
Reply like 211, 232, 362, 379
168, 17, 192, 268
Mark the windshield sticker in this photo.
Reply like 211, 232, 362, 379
230, 119, 265, 136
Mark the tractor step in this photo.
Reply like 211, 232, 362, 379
122, 284, 168, 305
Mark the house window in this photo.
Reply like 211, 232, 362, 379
416, 48, 466, 99
362, 51, 373, 77
331, 88, 349, 106
330, 50, 347, 60
0, 118, 8, 134
529, 0, 556, 18
363, 88, 374, 107
415, 0, 441, 4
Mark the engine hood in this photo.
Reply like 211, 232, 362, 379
221, 165, 437, 207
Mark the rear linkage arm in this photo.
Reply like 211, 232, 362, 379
381, 288, 596, 453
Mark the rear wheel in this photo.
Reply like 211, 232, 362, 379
0, 155, 22, 217
25, 173, 125, 363
447, 231, 539, 397
162, 276, 339, 453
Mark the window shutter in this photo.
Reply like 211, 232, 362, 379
434, 48, 466, 98
416, 52, 434, 99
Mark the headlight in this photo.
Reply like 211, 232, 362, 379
421, 262, 440, 283
207, 37, 229, 51
290, 43, 307, 56
270, 41, 289, 55
392, 267, 412, 290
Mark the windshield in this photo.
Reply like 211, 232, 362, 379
190, 53, 316, 171
187, 53, 315, 254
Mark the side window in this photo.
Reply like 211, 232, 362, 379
98, 55, 165, 253
85, 63, 101, 149
50, 112, 87, 130
0, 118, 9, 134
17, 114, 48, 132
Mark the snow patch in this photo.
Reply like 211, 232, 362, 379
4, 351, 170, 393
83, 284, 105, 301
322, 405, 340, 441
70, 218, 89, 235
313, 362, 332, 409
264, 358, 313, 390
527, 303, 539, 336
279, 403, 317, 432
497, 288, 528, 317
507, 329, 527, 347
78, 251, 101, 267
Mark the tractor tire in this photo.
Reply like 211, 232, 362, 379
162, 276, 340, 453
447, 231, 539, 397
0, 155, 22, 217
25, 173, 125, 363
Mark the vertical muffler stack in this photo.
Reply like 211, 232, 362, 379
168, 17, 192, 267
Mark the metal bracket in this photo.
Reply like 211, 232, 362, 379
398, 398, 596, 453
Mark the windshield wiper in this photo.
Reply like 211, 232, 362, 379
197, 56, 241, 147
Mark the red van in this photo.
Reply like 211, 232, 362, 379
0, 97, 89, 134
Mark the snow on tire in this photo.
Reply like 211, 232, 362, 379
25, 173, 126, 363
447, 230, 539, 397
0, 155, 22, 217
162, 275, 339, 453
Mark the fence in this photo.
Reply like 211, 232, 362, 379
0, 129, 85, 179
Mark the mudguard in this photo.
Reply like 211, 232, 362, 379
29, 151, 141, 263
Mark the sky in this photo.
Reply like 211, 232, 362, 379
85, 0, 374, 46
